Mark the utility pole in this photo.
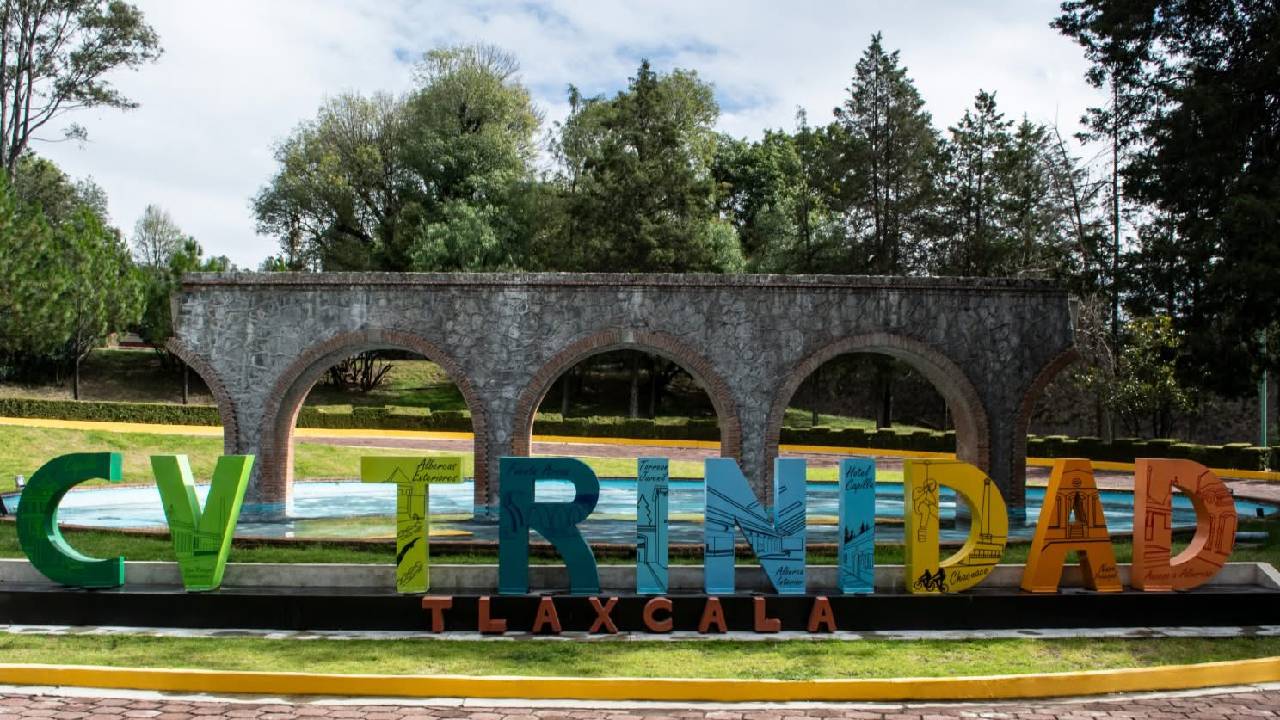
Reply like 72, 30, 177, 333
1262, 330, 1270, 450
1260, 368, 1268, 449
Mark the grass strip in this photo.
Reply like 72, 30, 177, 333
0, 425, 759, 491
0, 634, 1278, 679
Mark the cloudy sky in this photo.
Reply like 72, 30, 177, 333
39, 1, 1104, 268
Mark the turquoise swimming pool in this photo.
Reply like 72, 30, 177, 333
14, 477, 1276, 544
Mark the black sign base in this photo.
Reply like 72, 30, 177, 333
1, 584, 1277, 633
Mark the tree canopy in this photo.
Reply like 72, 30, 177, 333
547, 60, 744, 273
0, 0, 161, 180
1056, 0, 1280, 395
252, 43, 542, 272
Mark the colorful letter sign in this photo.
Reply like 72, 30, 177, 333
361, 456, 464, 593
903, 459, 1008, 594
1021, 458, 1122, 593
704, 457, 807, 595
17, 452, 126, 588
152, 454, 254, 591
1132, 458, 1237, 591
837, 457, 876, 594
10, 444, 1252, 619
498, 457, 600, 595
636, 457, 669, 594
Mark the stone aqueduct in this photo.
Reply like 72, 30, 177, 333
168, 273, 1076, 523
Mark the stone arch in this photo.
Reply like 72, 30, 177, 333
165, 337, 239, 457
508, 328, 743, 496
766, 332, 992, 472
255, 328, 488, 515
1013, 347, 1081, 474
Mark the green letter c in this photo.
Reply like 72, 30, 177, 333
16, 452, 125, 588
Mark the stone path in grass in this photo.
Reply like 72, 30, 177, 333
3, 687, 1280, 719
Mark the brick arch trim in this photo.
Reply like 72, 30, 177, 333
257, 328, 488, 507
765, 333, 992, 472
1013, 347, 1081, 470
509, 327, 743, 471
165, 337, 239, 456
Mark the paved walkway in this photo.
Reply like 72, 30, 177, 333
2, 686, 1280, 718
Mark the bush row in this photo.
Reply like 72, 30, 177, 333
0, 397, 223, 426
1, 397, 1275, 470
1028, 435, 1273, 472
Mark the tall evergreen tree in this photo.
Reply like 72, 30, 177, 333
934, 91, 1014, 275
0, 173, 62, 374
831, 34, 940, 429
1002, 119, 1086, 280
1056, 0, 1280, 396
832, 33, 939, 275
934, 93, 1077, 279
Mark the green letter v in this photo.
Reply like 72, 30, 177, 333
152, 455, 254, 591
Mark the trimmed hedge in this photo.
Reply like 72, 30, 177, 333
0, 397, 222, 426
783, 426, 956, 453
0, 397, 1273, 470
1024, 434, 1271, 471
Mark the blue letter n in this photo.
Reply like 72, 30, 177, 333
704, 457, 806, 595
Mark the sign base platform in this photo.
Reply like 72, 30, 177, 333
1, 584, 1276, 633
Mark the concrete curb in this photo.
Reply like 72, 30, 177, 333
2, 657, 1280, 702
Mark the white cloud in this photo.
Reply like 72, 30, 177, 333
37, 0, 1104, 268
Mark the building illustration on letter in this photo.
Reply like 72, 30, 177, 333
903, 459, 1008, 594
360, 456, 463, 594
704, 458, 806, 595
1132, 459, 1237, 591
838, 457, 876, 594
636, 457, 669, 594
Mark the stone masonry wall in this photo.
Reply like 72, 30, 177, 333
170, 273, 1075, 526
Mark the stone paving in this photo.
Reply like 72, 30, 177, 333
2, 688, 1280, 719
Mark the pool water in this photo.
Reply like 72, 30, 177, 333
15, 477, 1276, 544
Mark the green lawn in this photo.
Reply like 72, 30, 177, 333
0, 349, 214, 405
0, 425, 764, 492
0, 633, 1277, 679
303, 359, 469, 411
0, 425, 459, 489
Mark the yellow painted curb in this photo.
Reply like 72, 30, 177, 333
534, 433, 720, 450
3, 415, 1278, 481
0, 416, 224, 436
0, 657, 1276, 702
295, 427, 475, 441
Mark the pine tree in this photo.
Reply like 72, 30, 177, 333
1055, 0, 1280, 396
833, 33, 939, 275
935, 91, 1013, 275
